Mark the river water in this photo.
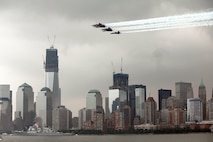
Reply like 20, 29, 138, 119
2, 133, 213, 142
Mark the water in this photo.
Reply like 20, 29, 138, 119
2, 133, 213, 142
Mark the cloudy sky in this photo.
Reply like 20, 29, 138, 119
0, 0, 213, 117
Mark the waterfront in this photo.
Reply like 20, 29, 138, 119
1, 133, 212, 142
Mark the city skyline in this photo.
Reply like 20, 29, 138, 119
0, 0, 213, 117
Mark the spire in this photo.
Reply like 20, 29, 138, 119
199, 78, 205, 87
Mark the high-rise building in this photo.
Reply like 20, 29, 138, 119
52, 106, 72, 131
168, 108, 185, 126
78, 108, 86, 129
0, 85, 13, 131
158, 89, 172, 110
85, 89, 104, 130
198, 79, 206, 120
36, 87, 53, 128
206, 89, 213, 120
105, 97, 110, 119
15, 83, 35, 129
108, 89, 127, 113
122, 105, 131, 130
175, 82, 193, 109
128, 85, 146, 124
107, 72, 129, 117
86, 89, 102, 110
145, 97, 157, 124
111, 73, 129, 90
45, 46, 61, 109
187, 98, 203, 122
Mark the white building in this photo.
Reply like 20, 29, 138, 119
108, 89, 126, 113
135, 87, 146, 119
36, 87, 53, 128
187, 98, 203, 122
15, 83, 34, 128
86, 89, 102, 110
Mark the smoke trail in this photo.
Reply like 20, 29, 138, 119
104, 11, 213, 33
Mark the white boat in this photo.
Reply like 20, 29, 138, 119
0, 136, 2, 141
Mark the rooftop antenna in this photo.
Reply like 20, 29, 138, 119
121, 57, 123, 73
42, 54, 45, 69
47, 35, 56, 48
111, 61, 115, 74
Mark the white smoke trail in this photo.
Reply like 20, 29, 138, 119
104, 11, 213, 33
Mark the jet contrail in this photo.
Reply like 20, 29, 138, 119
94, 11, 213, 34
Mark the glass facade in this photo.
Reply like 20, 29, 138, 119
187, 98, 203, 122
16, 83, 34, 128
45, 47, 61, 109
45, 48, 58, 72
135, 87, 146, 119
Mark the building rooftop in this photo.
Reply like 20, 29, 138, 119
19, 83, 32, 88
88, 89, 100, 94
41, 87, 51, 92
199, 79, 205, 87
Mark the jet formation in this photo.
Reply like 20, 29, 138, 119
92, 23, 120, 34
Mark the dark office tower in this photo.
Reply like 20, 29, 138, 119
0, 85, 13, 131
175, 82, 192, 109
128, 85, 146, 124
198, 79, 207, 120
158, 89, 172, 110
111, 73, 129, 89
45, 46, 61, 109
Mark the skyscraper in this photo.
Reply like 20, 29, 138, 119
86, 89, 102, 110
128, 85, 146, 124
158, 89, 172, 110
175, 82, 193, 109
206, 89, 213, 120
108, 89, 127, 113
36, 87, 53, 128
45, 46, 61, 109
198, 79, 206, 120
145, 97, 157, 124
15, 83, 34, 129
52, 106, 72, 131
111, 73, 129, 90
187, 98, 203, 122
108, 72, 129, 114
0, 85, 13, 131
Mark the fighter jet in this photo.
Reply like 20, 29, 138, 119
92, 23, 106, 28
111, 31, 120, 34
102, 27, 113, 32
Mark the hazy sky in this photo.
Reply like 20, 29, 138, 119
0, 0, 213, 117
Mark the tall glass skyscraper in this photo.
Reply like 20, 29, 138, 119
187, 98, 203, 122
158, 89, 172, 110
15, 83, 34, 129
128, 85, 146, 124
36, 87, 53, 128
45, 46, 61, 109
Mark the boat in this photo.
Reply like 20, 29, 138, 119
0, 136, 2, 141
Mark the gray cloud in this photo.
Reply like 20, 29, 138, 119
0, 0, 213, 116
